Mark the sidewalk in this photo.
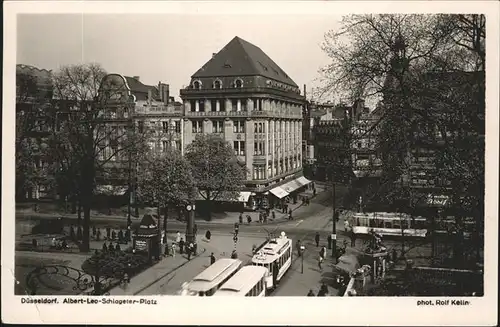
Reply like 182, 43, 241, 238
109, 232, 267, 296
16, 185, 327, 228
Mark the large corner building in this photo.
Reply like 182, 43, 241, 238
180, 36, 309, 208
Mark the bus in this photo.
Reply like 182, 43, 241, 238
179, 258, 243, 296
350, 212, 427, 238
214, 266, 268, 297
251, 231, 292, 290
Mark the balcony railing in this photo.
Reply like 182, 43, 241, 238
185, 110, 301, 119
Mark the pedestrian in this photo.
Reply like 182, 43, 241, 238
350, 229, 357, 247
272, 211, 276, 220
61, 239, 68, 250
118, 230, 124, 243
246, 215, 252, 224
313, 188, 316, 197
306, 198, 310, 206
289, 209, 293, 220
176, 231, 181, 244
51, 237, 57, 248
210, 252, 216, 265
239, 213, 243, 224
106, 227, 111, 240
112, 230, 117, 240
109, 242, 115, 253
92, 225, 97, 238
327, 234, 332, 249
307, 290, 315, 296
205, 230, 211, 241
96, 229, 101, 241
318, 255, 324, 271
317, 283, 328, 296
296, 240, 302, 256
171, 243, 176, 257
344, 219, 350, 232
115, 243, 121, 252
194, 224, 198, 236
32, 238, 38, 249
315, 232, 320, 247
179, 238, 185, 254
102, 242, 108, 252
187, 243, 193, 260
70, 226, 76, 240
320, 246, 326, 260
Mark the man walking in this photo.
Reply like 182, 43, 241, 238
171, 243, 177, 257
210, 252, 216, 265
315, 232, 320, 247
318, 255, 324, 271
350, 229, 357, 247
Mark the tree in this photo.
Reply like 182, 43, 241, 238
47, 63, 147, 252
136, 148, 196, 235
319, 14, 485, 265
185, 134, 246, 221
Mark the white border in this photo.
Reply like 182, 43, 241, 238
2, 1, 499, 325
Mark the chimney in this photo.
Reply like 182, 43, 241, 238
303, 84, 307, 98
133, 76, 140, 81
164, 84, 170, 104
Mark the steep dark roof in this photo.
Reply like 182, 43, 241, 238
124, 76, 160, 101
192, 36, 298, 87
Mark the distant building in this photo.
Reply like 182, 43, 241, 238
15, 64, 54, 200
180, 36, 308, 209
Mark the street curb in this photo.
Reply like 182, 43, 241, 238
129, 248, 207, 296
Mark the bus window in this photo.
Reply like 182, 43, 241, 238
378, 219, 384, 228
369, 219, 376, 228
384, 220, 392, 229
413, 220, 425, 229
401, 220, 409, 229
393, 220, 400, 229
356, 218, 360, 226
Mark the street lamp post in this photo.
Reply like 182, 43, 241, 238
300, 245, 305, 274
185, 203, 195, 244
331, 182, 337, 261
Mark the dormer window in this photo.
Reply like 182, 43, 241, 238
213, 79, 222, 89
234, 78, 243, 88
193, 80, 202, 90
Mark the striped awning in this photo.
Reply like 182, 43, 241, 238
269, 186, 289, 199
238, 191, 252, 203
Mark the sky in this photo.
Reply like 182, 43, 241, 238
17, 14, 340, 101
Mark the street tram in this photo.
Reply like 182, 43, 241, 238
350, 212, 428, 238
251, 231, 292, 290
214, 266, 268, 297
178, 258, 243, 296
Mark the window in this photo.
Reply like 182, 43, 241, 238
175, 121, 181, 133
212, 120, 224, 133
213, 80, 222, 89
162, 141, 169, 152
193, 80, 201, 90
234, 79, 243, 88
254, 142, 264, 155
162, 121, 169, 133
254, 123, 263, 134
233, 120, 245, 133
175, 140, 181, 151
190, 100, 196, 112
232, 99, 238, 111
192, 121, 203, 133
234, 141, 245, 156
199, 100, 205, 112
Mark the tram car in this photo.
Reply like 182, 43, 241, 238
350, 212, 428, 238
251, 231, 292, 290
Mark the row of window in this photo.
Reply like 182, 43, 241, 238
190, 98, 263, 112
253, 159, 301, 180
192, 78, 244, 90
244, 278, 265, 297
137, 121, 181, 134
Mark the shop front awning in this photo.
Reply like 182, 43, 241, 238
238, 191, 252, 203
269, 186, 289, 199
296, 176, 312, 187
197, 191, 252, 203
281, 178, 304, 193
95, 185, 128, 196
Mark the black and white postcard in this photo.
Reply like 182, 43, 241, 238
2, 1, 498, 325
